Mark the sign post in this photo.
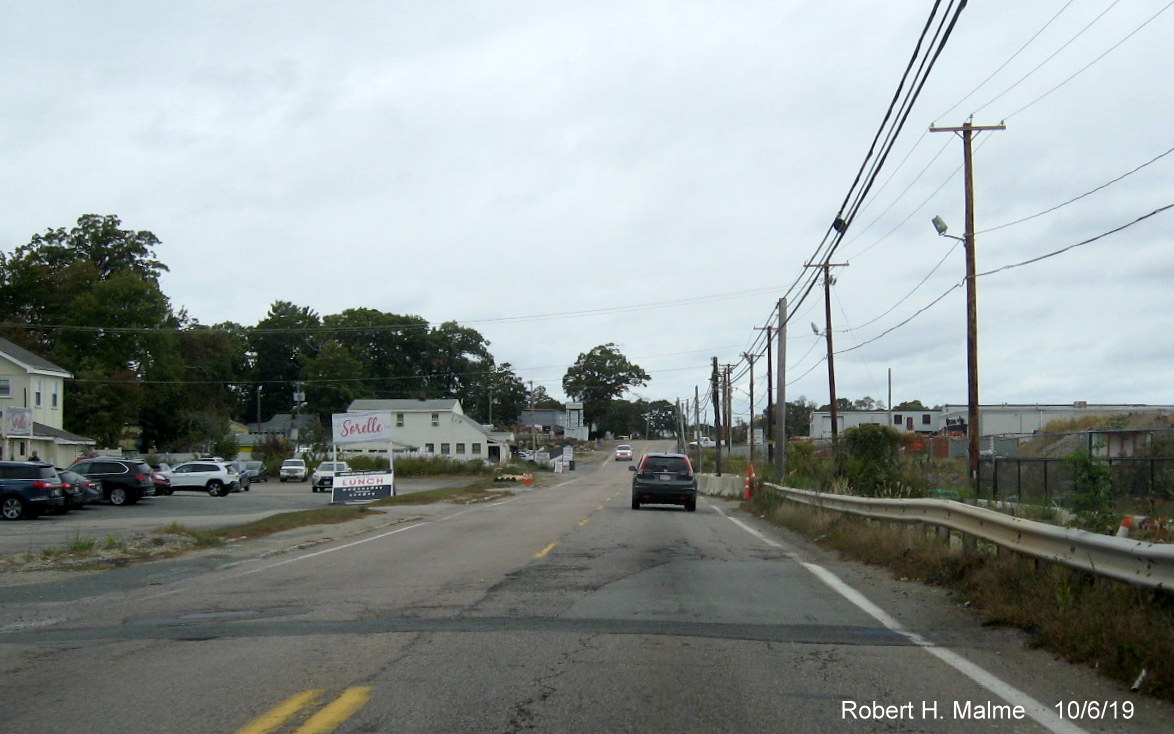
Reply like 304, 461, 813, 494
330, 411, 396, 503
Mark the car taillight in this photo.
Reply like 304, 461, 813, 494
134, 473, 147, 481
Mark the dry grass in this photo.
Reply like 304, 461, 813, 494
751, 493, 1174, 701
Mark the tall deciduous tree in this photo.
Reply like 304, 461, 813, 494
562, 343, 650, 435
249, 301, 321, 420
0, 215, 177, 445
461, 363, 526, 426
322, 309, 432, 398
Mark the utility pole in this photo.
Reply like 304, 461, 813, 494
529, 380, 536, 454
755, 326, 774, 467
723, 364, 734, 450
694, 385, 701, 470
931, 119, 1005, 494
805, 262, 848, 454
775, 298, 787, 479
743, 351, 758, 464
711, 358, 723, 475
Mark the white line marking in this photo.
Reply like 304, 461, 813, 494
719, 509, 1089, 734
228, 522, 430, 578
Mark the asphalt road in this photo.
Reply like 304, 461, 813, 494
1, 442, 1170, 733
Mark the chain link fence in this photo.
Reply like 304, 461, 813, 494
980, 456, 1174, 504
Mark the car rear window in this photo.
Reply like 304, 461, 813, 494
640, 457, 690, 474
0, 465, 57, 480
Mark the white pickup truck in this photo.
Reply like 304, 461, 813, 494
279, 458, 307, 482
688, 437, 718, 448
311, 461, 351, 493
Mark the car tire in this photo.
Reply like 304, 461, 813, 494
207, 480, 225, 497
685, 500, 697, 512
108, 487, 129, 506
631, 497, 640, 510
2, 496, 27, 520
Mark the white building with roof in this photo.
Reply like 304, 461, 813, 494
345, 398, 512, 463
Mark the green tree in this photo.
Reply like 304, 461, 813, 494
462, 363, 527, 426
249, 301, 321, 420
425, 320, 494, 400
0, 214, 178, 444
785, 396, 817, 438
562, 344, 650, 435
526, 385, 564, 411
323, 309, 432, 398
139, 323, 248, 452
301, 340, 368, 421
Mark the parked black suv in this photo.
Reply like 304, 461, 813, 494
69, 457, 156, 506
0, 461, 67, 520
628, 452, 698, 511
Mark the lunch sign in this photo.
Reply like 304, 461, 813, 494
330, 411, 396, 504
332, 470, 395, 504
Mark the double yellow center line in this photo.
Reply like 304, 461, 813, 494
236, 687, 371, 734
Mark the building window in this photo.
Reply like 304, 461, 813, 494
440, 443, 450, 455
472, 443, 482, 455
431, 413, 439, 427
51, 381, 59, 408
425, 443, 435, 453
34, 379, 42, 407
396, 413, 404, 427
456, 443, 465, 454
893, 415, 903, 425
0, 379, 9, 398
922, 414, 932, 425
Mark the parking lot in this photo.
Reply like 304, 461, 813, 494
0, 477, 469, 557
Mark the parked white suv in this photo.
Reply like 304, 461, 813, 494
166, 461, 239, 497
279, 459, 307, 482
310, 461, 351, 493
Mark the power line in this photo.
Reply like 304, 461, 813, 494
978, 142, 1174, 234
1002, 0, 1174, 120
836, 201, 1174, 356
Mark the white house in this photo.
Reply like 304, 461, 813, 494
0, 336, 94, 465
345, 398, 512, 463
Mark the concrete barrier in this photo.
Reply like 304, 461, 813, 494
697, 473, 744, 498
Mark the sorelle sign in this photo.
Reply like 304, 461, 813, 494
330, 411, 396, 504
332, 412, 393, 444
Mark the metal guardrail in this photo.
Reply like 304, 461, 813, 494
762, 482, 1174, 591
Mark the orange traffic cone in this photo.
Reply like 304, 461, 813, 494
743, 463, 756, 500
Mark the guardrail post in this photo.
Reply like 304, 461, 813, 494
962, 533, 977, 555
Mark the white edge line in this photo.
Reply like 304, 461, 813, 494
228, 521, 430, 578
718, 509, 1090, 734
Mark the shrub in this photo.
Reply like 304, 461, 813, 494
1065, 449, 1117, 533
843, 423, 904, 496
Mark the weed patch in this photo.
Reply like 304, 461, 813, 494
749, 493, 1174, 701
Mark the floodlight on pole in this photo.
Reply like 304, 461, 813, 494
932, 215, 963, 241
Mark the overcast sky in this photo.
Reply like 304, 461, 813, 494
3, 1, 1172, 423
